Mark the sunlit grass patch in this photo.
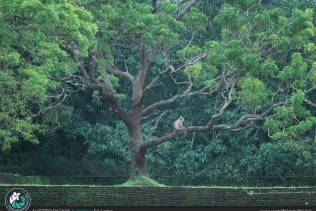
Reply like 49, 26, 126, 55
119, 176, 166, 187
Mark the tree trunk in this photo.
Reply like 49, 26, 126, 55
128, 110, 147, 179
130, 147, 147, 178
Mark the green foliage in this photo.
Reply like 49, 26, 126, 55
1, 0, 315, 184
108, 75, 119, 88
238, 75, 270, 109
0, 71, 42, 150
264, 89, 316, 142
278, 53, 307, 83
206, 1, 316, 146
0, 0, 97, 150
177, 46, 203, 59
215, 4, 239, 30
89, 0, 180, 53
184, 62, 203, 79
311, 63, 316, 85
261, 58, 278, 78
74, 121, 131, 175
182, 8, 208, 32
205, 41, 223, 64
240, 142, 313, 178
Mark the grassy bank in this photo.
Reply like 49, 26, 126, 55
0, 185, 315, 206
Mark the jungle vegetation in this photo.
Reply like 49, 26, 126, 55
0, 0, 316, 183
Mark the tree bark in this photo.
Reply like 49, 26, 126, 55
130, 146, 147, 179
128, 106, 147, 178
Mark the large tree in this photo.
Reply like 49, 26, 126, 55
2, 0, 315, 179
62, 0, 316, 178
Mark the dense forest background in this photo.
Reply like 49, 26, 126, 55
0, 0, 316, 184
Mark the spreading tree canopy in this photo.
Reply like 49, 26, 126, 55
0, 0, 315, 178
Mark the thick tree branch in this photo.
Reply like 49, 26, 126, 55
143, 84, 217, 116
173, 53, 207, 73
206, 84, 235, 127
144, 66, 171, 92
132, 37, 150, 108
140, 84, 300, 152
66, 42, 100, 89
142, 53, 209, 114
306, 86, 316, 94
143, 52, 206, 100
140, 110, 267, 152
66, 42, 130, 125
149, 111, 169, 135
176, 0, 199, 20
108, 67, 134, 83
304, 99, 316, 108
105, 94, 131, 125
27, 88, 68, 120
48, 75, 87, 92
